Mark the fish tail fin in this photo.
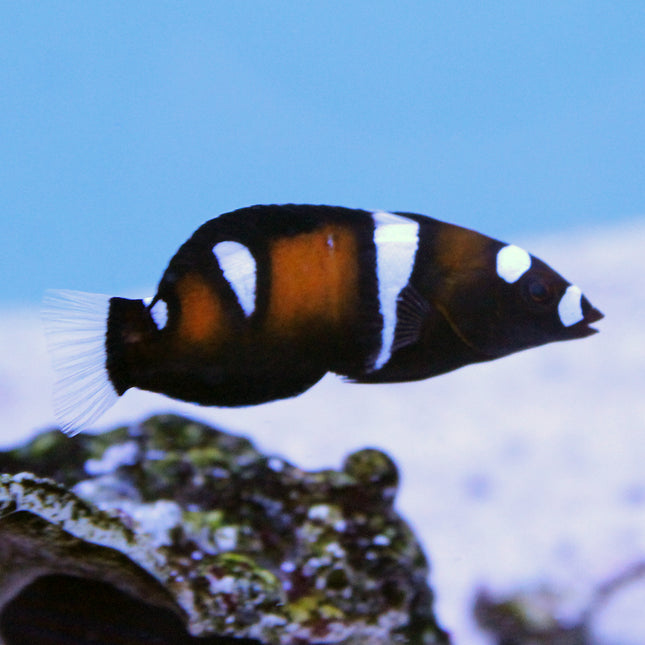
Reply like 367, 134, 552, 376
42, 289, 121, 436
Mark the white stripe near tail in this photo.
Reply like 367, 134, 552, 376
42, 290, 119, 435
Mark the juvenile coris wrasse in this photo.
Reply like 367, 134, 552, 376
44, 204, 603, 435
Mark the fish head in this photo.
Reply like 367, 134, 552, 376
434, 239, 603, 359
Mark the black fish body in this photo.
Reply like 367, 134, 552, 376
44, 204, 603, 434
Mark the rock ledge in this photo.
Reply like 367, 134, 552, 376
0, 414, 448, 644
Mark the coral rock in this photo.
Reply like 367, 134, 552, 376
0, 415, 449, 644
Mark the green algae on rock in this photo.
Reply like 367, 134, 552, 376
0, 414, 449, 644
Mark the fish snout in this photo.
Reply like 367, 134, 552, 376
580, 296, 603, 336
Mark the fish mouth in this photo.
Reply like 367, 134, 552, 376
581, 302, 604, 336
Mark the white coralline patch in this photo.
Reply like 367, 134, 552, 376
372, 211, 420, 370
373, 534, 391, 546
207, 574, 237, 595
267, 457, 285, 472
212, 240, 257, 317
280, 560, 296, 573
214, 525, 238, 552
129, 500, 183, 547
558, 284, 584, 326
85, 441, 139, 476
496, 244, 532, 283
308, 504, 331, 522
325, 541, 346, 558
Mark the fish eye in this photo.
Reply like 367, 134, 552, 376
526, 278, 553, 304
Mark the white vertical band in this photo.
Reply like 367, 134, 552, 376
371, 212, 420, 370
213, 241, 257, 317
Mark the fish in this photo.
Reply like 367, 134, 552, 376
43, 204, 603, 435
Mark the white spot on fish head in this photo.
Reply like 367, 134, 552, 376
150, 299, 168, 329
558, 284, 584, 327
212, 240, 257, 317
496, 244, 532, 283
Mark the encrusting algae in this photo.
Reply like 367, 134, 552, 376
0, 414, 450, 644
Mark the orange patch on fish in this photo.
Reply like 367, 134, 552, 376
435, 224, 492, 276
176, 273, 225, 344
266, 225, 359, 333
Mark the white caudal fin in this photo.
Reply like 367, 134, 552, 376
42, 290, 119, 435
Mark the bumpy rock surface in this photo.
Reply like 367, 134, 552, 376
0, 414, 449, 644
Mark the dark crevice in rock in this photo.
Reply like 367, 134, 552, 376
1, 574, 264, 645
